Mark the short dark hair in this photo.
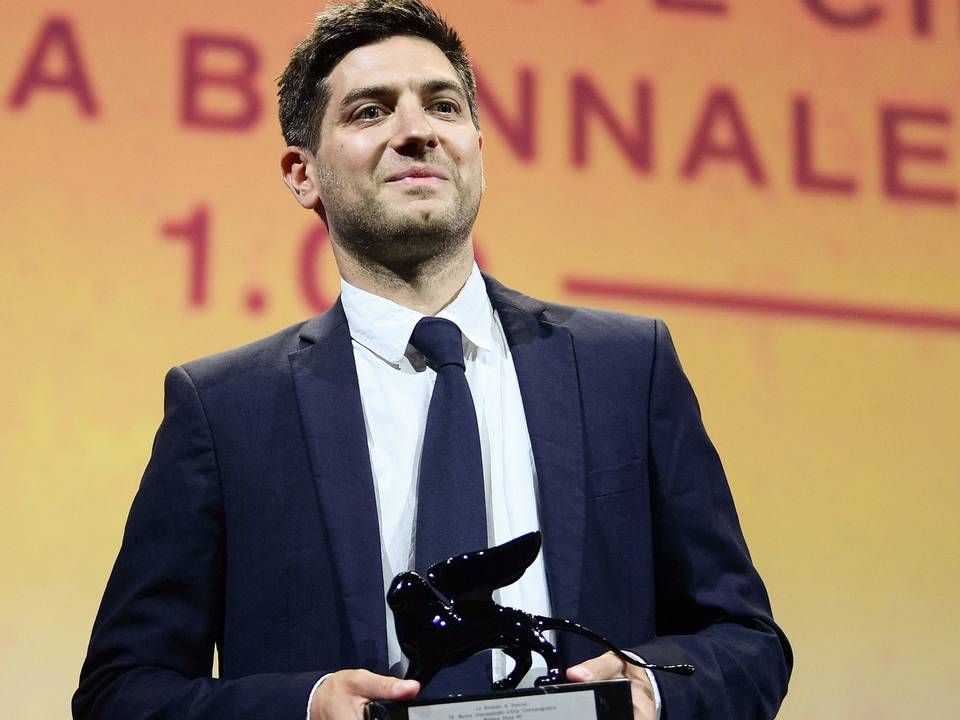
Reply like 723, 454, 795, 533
278, 0, 479, 151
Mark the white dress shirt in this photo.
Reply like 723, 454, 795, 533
340, 263, 552, 682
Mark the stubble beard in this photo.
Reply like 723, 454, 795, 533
320, 168, 481, 284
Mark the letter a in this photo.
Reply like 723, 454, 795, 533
680, 88, 766, 186
8, 17, 99, 116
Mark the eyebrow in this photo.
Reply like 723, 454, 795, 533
337, 78, 468, 111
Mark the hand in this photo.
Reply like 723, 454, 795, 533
309, 669, 420, 720
566, 652, 655, 720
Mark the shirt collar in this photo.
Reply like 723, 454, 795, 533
339, 263, 494, 366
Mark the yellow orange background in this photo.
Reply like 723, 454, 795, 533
2, 1, 958, 718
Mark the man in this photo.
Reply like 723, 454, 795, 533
74, 1, 792, 719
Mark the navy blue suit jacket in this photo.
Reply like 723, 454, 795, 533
75, 275, 791, 719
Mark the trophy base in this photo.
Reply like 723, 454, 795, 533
365, 679, 632, 720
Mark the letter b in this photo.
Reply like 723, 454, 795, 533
181, 32, 261, 131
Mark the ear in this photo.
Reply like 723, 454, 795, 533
280, 146, 323, 211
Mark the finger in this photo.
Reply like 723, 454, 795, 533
388, 679, 420, 701
346, 670, 421, 700
566, 652, 625, 683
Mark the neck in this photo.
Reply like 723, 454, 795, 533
333, 239, 476, 316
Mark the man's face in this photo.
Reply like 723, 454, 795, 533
311, 35, 484, 270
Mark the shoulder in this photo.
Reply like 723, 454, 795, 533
175, 317, 314, 391
557, 302, 660, 345
484, 273, 664, 351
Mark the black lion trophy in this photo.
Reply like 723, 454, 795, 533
366, 532, 694, 719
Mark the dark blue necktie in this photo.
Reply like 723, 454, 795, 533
410, 317, 491, 697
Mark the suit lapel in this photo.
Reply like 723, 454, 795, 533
485, 276, 587, 625
288, 300, 388, 673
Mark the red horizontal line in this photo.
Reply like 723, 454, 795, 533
564, 277, 960, 333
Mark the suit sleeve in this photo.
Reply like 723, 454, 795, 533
73, 366, 324, 720
629, 320, 793, 720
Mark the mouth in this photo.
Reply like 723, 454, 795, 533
384, 165, 451, 184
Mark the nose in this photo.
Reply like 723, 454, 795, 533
389, 99, 439, 157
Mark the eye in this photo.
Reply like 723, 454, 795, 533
355, 105, 385, 121
431, 100, 458, 115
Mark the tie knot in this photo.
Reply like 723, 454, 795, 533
410, 317, 465, 370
